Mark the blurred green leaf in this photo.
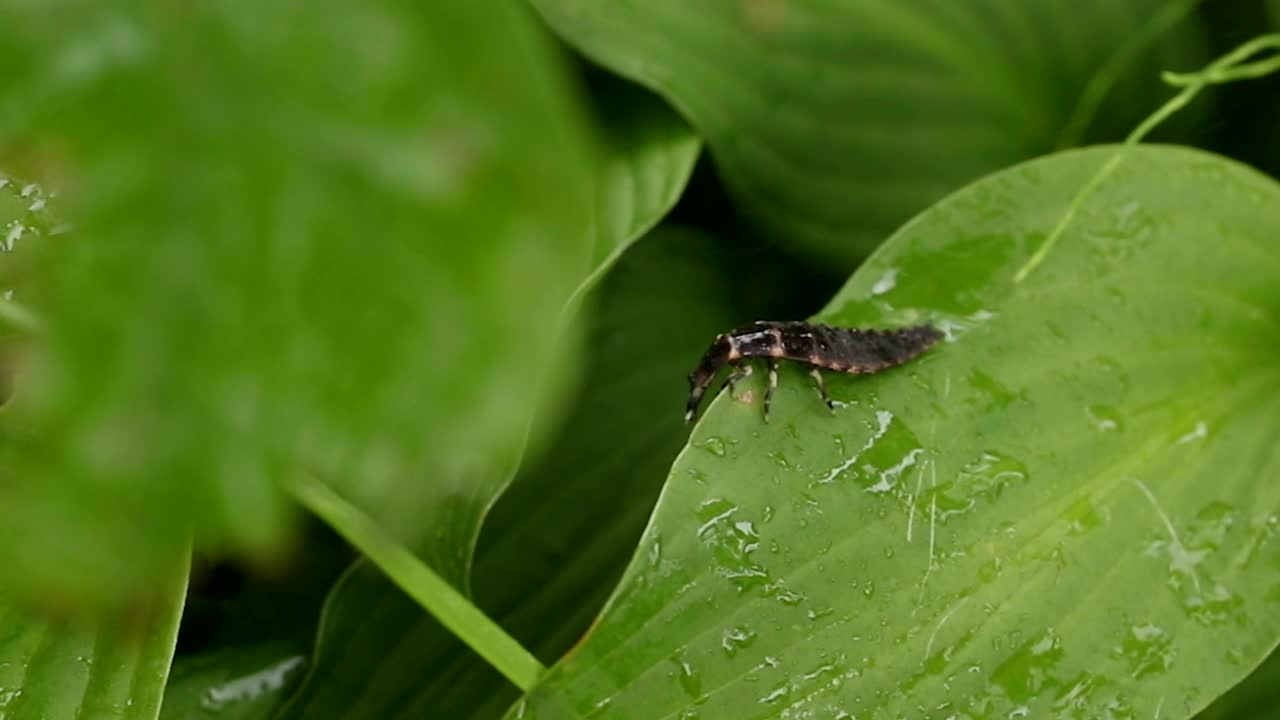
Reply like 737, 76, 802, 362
1195, 647, 1280, 719
512, 145, 1280, 719
274, 225, 831, 719
0, 3, 594, 608
532, 0, 1207, 267
0, 554, 186, 720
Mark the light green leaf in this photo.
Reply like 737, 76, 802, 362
275, 225, 831, 719
0, 2, 593, 607
0, 554, 187, 720
512, 145, 1280, 719
532, 0, 1206, 266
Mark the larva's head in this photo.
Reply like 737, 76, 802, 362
685, 334, 733, 423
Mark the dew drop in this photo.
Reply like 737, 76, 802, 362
1086, 404, 1122, 432
698, 437, 728, 457
671, 653, 702, 698
758, 681, 791, 705
807, 607, 834, 621
721, 626, 758, 657
769, 450, 793, 470
871, 268, 898, 295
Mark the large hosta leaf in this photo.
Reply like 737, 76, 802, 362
532, 0, 1206, 267
512, 145, 1280, 719
0, 2, 593, 606
275, 225, 831, 719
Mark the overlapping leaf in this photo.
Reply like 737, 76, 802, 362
0, 2, 594, 607
576, 79, 701, 302
512, 145, 1280, 719
157, 522, 350, 720
532, 0, 1207, 267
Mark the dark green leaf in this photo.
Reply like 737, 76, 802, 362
513, 145, 1280, 719
161, 643, 306, 720
532, 0, 1207, 266
159, 522, 350, 720
1195, 647, 1280, 719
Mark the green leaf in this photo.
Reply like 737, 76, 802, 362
0, 554, 187, 720
159, 523, 350, 720
0, 2, 593, 607
574, 79, 701, 305
1195, 647, 1280, 719
161, 644, 306, 720
512, 145, 1280, 719
532, 0, 1207, 266
274, 225, 833, 719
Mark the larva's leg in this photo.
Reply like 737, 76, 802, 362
763, 358, 779, 422
809, 367, 835, 411
718, 363, 753, 398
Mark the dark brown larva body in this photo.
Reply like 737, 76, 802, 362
685, 321, 943, 422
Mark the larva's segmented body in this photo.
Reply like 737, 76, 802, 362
685, 321, 943, 422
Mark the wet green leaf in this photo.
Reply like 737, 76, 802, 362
513, 145, 1280, 719
160, 643, 306, 720
275, 225, 832, 720
0, 3, 593, 607
532, 0, 1206, 267
0, 555, 186, 720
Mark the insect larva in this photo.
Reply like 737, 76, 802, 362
685, 321, 943, 423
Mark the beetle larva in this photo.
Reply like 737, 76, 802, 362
685, 321, 943, 422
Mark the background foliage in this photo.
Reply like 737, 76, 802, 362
0, 1, 1277, 719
